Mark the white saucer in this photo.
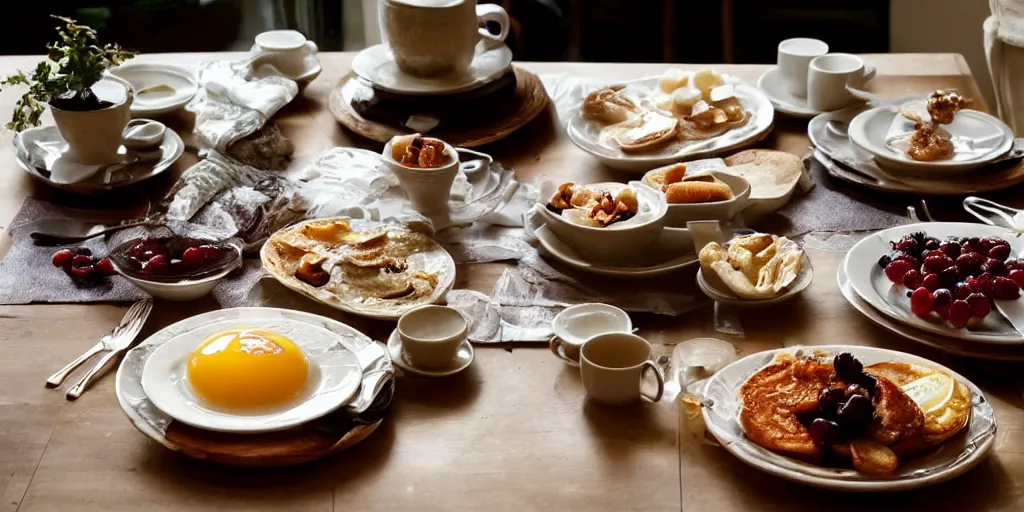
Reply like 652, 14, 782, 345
109, 63, 198, 117
534, 223, 699, 277
140, 316, 364, 434
695, 253, 813, 308
387, 330, 474, 377
13, 125, 184, 194
351, 42, 513, 96
848, 105, 1014, 175
756, 66, 874, 119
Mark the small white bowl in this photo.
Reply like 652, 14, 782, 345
110, 242, 243, 302
122, 119, 166, 150
536, 181, 668, 265
382, 137, 461, 214
640, 168, 752, 227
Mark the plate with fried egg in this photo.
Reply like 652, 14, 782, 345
140, 316, 363, 433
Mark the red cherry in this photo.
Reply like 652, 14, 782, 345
72, 254, 93, 268
988, 244, 1011, 261
923, 254, 955, 273
910, 287, 934, 318
181, 247, 205, 268
933, 289, 953, 318
51, 249, 74, 267
948, 300, 971, 329
198, 244, 220, 262
1009, 269, 1024, 288
939, 241, 961, 259
921, 273, 942, 292
953, 282, 974, 300
142, 254, 168, 275
966, 293, 991, 318
95, 257, 115, 276
991, 277, 1021, 300
902, 269, 922, 289
69, 265, 94, 280
884, 259, 916, 285
985, 258, 1008, 276
956, 252, 986, 273
977, 273, 996, 296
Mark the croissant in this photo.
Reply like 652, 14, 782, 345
664, 181, 733, 204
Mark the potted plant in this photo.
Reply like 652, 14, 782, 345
0, 16, 137, 164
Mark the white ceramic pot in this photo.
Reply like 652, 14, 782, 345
49, 75, 134, 165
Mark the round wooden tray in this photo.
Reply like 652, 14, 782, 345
330, 66, 549, 147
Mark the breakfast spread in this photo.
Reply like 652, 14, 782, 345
899, 90, 972, 162
878, 231, 1021, 328
389, 133, 452, 168
643, 164, 734, 204
698, 234, 804, 299
546, 182, 641, 227
187, 328, 309, 412
581, 67, 750, 154
740, 351, 971, 475
262, 218, 442, 307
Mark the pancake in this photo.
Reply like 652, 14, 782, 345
723, 149, 802, 200
866, 374, 925, 446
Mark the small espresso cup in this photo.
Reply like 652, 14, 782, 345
381, 136, 461, 213
776, 38, 828, 98
580, 333, 664, 406
807, 53, 874, 112
379, 0, 510, 78
398, 305, 468, 369
550, 303, 632, 365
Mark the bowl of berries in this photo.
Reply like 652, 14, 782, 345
845, 223, 1024, 344
107, 236, 242, 301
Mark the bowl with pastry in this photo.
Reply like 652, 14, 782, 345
536, 181, 668, 265
382, 133, 460, 213
641, 162, 751, 227
567, 67, 774, 172
696, 233, 812, 307
847, 90, 1014, 175
699, 346, 996, 491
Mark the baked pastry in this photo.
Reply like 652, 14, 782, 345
664, 181, 733, 204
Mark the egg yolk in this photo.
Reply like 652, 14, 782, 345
187, 328, 309, 411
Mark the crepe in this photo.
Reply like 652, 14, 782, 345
699, 234, 803, 300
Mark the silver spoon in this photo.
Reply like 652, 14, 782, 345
29, 214, 164, 246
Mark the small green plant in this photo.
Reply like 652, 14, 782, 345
0, 15, 137, 131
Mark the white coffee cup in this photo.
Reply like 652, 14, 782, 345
550, 303, 632, 365
382, 135, 462, 213
397, 305, 468, 369
807, 53, 873, 112
579, 333, 664, 406
776, 38, 829, 98
379, 0, 510, 78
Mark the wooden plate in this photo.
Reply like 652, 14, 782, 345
329, 66, 549, 147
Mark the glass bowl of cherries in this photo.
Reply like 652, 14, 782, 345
107, 236, 242, 301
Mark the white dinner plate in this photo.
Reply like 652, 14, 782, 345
566, 77, 774, 172
351, 42, 512, 96
109, 62, 198, 117
695, 253, 812, 308
140, 313, 363, 433
701, 345, 996, 492
837, 260, 1024, 361
848, 105, 1014, 175
845, 222, 1024, 344
534, 223, 699, 277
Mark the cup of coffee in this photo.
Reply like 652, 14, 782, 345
579, 333, 664, 406
807, 53, 874, 112
776, 38, 828, 98
379, 0, 510, 78
398, 305, 468, 369
550, 303, 632, 365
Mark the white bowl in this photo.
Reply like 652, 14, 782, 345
536, 181, 668, 265
111, 245, 243, 302
109, 62, 198, 117
382, 137, 460, 213
640, 168, 752, 227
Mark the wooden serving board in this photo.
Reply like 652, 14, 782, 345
329, 66, 550, 147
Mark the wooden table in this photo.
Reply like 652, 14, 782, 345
1, 53, 1021, 512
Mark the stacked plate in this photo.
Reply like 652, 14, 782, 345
116, 308, 394, 467
809, 103, 1024, 195
839, 223, 1024, 361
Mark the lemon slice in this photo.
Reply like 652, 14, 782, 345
901, 373, 954, 414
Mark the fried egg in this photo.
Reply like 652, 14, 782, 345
187, 328, 309, 411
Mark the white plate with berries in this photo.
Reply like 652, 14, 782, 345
846, 223, 1024, 344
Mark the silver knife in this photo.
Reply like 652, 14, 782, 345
65, 299, 153, 400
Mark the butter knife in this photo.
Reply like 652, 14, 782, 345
66, 299, 153, 400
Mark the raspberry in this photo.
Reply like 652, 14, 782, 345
95, 257, 115, 276
921, 273, 942, 292
902, 269, 922, 289
966, 293, 991, 319
884, 260, 916, 285
988, 244, 1011, 261
181, 247, 204, 268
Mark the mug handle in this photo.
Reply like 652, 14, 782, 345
549, 336, 575, 363
640, 361, 665, 403
476, 3, 510, 42
456, 147, 493, 177
862, 64, 877, 83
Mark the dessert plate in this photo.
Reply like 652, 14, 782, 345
695, 254, 813, 308
534, 223, 699, 277
13, 125, 184, 194
756, 65, 874, 119
845, 222, 1024, 344
566, 77, 774, 172
109, 62, 198, 116
848, 105, 1014, 175
140, 314, 363, 433
351, 41, 512, 96
701, 345, 996, 492
837, 261, 1024, 361
386, 329, 474, 377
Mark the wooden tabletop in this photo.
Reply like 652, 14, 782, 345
1, 53, 1021, 512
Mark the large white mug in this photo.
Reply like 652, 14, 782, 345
776, 38, 828, 98
580, 333, 664, 406
379, 0, 510, 78
807, 53, 874, 112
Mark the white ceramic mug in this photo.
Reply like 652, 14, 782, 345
549, 303, 632, 365
382, 136, 467, 213
579, 333, 664, 406
776, 38, 829, 98
807, 53, 874, 112
398, 305, 468, 369
379, 0, 510, 77
52, 75, 134, 165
